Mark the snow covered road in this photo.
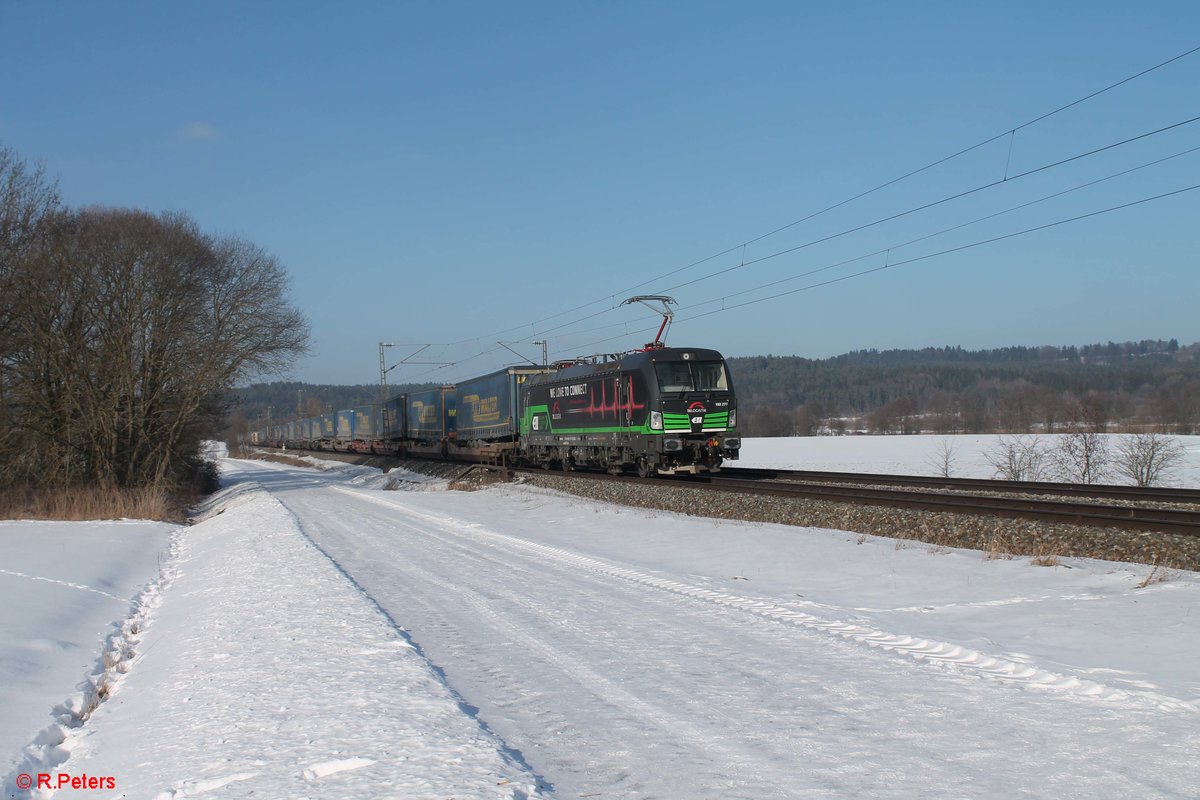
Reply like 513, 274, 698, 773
236, 458, 1199, 799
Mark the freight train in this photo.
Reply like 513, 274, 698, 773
252, 345, 741, 476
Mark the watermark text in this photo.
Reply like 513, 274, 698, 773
13, 772, 117, 791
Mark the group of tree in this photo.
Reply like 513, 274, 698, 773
972, 430, 1185, 487
730, 342, 1200, 437
1, 144, 309, 496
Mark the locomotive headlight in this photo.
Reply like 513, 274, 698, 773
650, 410, 663, 430
729, 409, 737, 428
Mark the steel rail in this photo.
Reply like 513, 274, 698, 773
258, 447, 1200, 536
719, 467, 1200, 505
512, 466, 1200, 537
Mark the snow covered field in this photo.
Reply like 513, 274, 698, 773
737, 433, 1200, 486
3, 438, 1200, 798
0, 521, 175, 783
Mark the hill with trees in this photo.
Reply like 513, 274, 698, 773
728, 339, 1199, 436
228, 339, 1199, 440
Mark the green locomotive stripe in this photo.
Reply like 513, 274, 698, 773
522, 405, 657, 436
523, 405, 732, 436
663, 411, 729, 430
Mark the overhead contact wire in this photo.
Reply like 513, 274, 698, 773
658, 114, 1200, 295
413, 45, 1200, 371
680, 184, 1200, 320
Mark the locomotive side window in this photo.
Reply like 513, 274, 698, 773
655, 361, 729, 392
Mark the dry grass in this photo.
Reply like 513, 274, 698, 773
1030, 547, 1062, 567
449, 468, 508, 491
0, 485, 172, 521
248, 451, 315, 469
983, 529, 1017, 561
1137, 563, 1176, 588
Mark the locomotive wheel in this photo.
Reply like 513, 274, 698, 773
636, 458, 653, 479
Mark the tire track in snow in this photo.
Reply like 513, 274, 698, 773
317, 497, 767, 797
847, 592, 1111, 614
255, 492, 554, 798
336, 486, 1199, 716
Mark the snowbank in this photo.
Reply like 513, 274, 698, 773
0, 521, 175, 780
29, 480, 541, 799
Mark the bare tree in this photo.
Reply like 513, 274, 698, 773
0, 145, 59, 281
925, 390, 961, 434
793, 401, 824, 436
927, 438, 959, 478
1, 147, 59, 354
1049, 431, 1110, 484
2, 206, 309, 489
747, 405, 792, 437
958, 387, 993, 434
868, 397, 917, 435
1114, 433, 1185, 487
0, 146, 61, 473
997, 380, 1036, 432
984, 435, 1050, 481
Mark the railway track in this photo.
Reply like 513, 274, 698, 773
509, 465, 1200, 537
259, 447, 1200, 537
719, 466, 1200, 505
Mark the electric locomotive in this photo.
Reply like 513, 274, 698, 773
519, 346, 740, 476
249, 296, 740, 476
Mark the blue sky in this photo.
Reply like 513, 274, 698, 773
3, 1, 1197, 385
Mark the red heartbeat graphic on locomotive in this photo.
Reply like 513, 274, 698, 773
561, 377, 647, 419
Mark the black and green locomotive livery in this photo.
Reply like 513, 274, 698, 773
251, 345, 740, 476
519, 347, 740, 476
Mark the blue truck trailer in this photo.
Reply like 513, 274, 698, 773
452, 365, 552, 446
381, 394, 406, 440
407, 387, 455, 443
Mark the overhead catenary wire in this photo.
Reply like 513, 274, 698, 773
680, 143, 1200, 314
441, 43, 1200, 348
657, 118, 1200, 296
476, 150, 1200, 364
544, 184, 1198, 358
381, 45, 1199, 386
672, 184, 1200, 324
418, 113, 1199, 379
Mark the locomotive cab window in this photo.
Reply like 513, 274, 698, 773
655, 361, 729, 392
693, 361, 728, 391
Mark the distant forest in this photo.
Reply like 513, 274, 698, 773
728, 338, 1199, 436
227, 338, 1200, 438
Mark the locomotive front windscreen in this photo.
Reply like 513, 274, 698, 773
655, 361, 729, 392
